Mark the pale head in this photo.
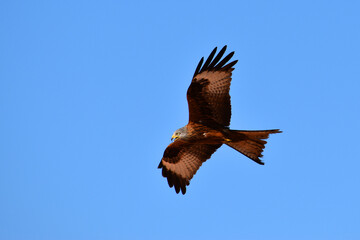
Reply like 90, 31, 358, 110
171, 126, 188, 141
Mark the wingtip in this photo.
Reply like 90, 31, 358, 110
273, 129, 282, 134
193, 57, 204, 78
194, 45, 236, 75
219, 45, 227, 56
252, 157, 265, 165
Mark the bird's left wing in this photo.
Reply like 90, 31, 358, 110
187, 46, 238, 128
158, 140, 222, 194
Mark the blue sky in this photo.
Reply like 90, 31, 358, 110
1, 1, 360, 239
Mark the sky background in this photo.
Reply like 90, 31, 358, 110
1, 1, 360, 239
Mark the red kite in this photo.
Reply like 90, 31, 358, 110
158, 46, 281, 194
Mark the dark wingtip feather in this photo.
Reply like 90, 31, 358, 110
223, 60, 238, 70
266, 129, 282, 134
215, 51, 235, 69
200, 47, 217, 72
252, 157, 265, 165
179, 179, 187, 194
208, 45, 227, 69
174, 181, 180, 194
193, 46, 236, 78
166, 175, 173, 187
193, 57, 204, 78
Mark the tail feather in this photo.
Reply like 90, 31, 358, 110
225, 129, 281, 165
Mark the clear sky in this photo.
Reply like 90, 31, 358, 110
1, 1, 360, 239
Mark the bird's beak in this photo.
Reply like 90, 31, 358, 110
171, 134, 178, 141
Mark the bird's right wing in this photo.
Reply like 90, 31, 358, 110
158, 140, 221, 194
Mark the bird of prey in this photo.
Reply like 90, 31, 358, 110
158, 46, 281, 194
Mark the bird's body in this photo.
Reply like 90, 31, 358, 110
175, 123, 227, 144
158, 46, 281, 194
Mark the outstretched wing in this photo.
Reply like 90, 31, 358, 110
187, 45, 238, 128
158, 140, 221, 194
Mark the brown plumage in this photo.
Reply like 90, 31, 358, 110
158, 46, 281, 194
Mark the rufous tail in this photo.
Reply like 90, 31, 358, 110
225, 129, 281, 165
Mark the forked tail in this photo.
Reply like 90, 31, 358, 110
225, 129, 281, 165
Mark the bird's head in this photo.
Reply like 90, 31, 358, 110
171, 127, 187, 141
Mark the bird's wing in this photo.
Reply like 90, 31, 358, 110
158, 140, 222, 194
187, 46, 238, 127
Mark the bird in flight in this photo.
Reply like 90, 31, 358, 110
158, 46, 281, 194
